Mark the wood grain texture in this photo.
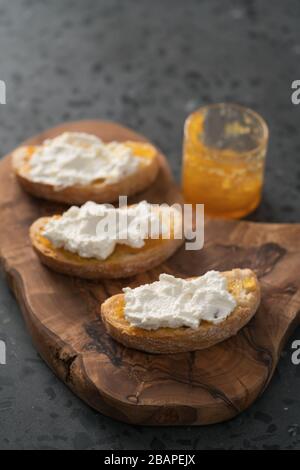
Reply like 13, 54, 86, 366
1, 120, 300, 425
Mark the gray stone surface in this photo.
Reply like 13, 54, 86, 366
0, 0, 300, 450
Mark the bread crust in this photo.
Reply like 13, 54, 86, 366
12, 142, 160, 205
101, 269, 261, 353
30, 217, 184, 280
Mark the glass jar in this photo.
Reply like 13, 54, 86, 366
182, 103, 269, 219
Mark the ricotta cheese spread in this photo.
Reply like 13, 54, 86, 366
123, 271, 237, 330
28, 132, 141, 189
43, 201, 179, 260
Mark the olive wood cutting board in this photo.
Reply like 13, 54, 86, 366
1, 120, 300, 426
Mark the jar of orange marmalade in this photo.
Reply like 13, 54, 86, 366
182, 103, 269, 219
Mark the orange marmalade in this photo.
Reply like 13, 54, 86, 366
182, 104, 268, 219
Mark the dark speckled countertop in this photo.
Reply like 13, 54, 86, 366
0, 0, 300, 450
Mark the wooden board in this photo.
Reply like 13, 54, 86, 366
1, 120, 300, 426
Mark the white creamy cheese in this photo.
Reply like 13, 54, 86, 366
29, 132, 140, 189
123, 271, 237, 330
43, 201, 179, 260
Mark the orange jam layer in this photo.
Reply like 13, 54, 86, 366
227, 276, 256, 296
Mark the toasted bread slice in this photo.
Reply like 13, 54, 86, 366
101, 269, 260, 353
30, 216, 184, 280
13, 141, 159, 205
